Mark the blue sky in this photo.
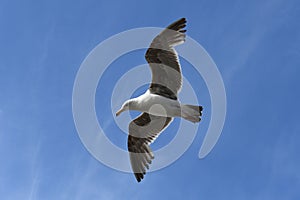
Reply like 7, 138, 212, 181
1, 0, 300, 199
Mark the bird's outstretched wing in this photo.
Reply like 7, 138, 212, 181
128, 113, 173, 182
145, 18, 187, 100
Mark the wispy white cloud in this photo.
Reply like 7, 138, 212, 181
57, 157, 130, 200
220, 0, 288, 81
28, 171, 40, 200
253, 128, 300, 199
27, 136, 42, 200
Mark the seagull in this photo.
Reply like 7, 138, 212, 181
116, 18, 203, 182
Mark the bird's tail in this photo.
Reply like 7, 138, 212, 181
180, 104, 203, 123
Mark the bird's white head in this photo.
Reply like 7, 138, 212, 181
116, 100, 137, 117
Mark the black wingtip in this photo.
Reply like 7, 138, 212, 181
135, 173, 143, 182
167, 17, 187, 31
178, 17, 186, 22
199, 106, 203, 111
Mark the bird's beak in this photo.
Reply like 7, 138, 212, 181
116, 108, 124, 117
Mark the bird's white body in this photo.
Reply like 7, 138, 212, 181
134, 90, 181, 117
127, 90, 200, 123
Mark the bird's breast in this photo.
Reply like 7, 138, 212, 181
139, 92, 181, 117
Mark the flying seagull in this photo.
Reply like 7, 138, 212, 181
116, 18, 203, 182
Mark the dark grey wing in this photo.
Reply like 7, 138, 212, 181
128, 112, 173, 182
145, 18, 187, 100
